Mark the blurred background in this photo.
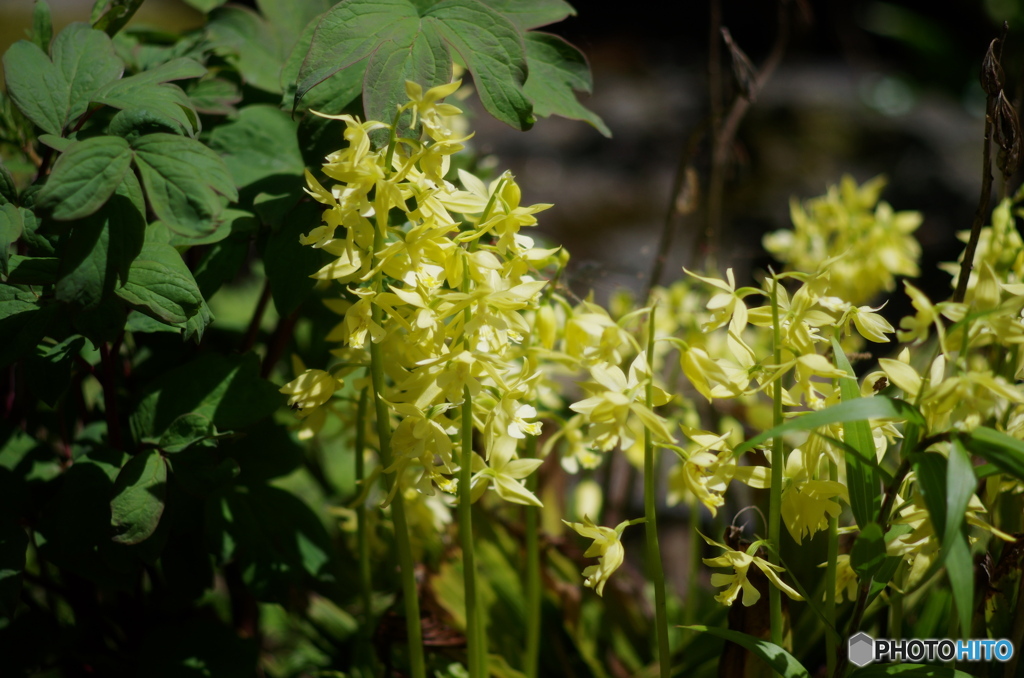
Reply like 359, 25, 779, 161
1, 0, 1018, 305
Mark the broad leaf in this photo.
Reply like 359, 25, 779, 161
130, 352, 284, 440
0, 287, 58, 368
25, 335, 86, 406
116, 242, 204, 325
207, 6, 287, 94
295, 0, 419, 107
110, 448, 168, 545
850, 522, 886, 579
188, 78, 242, 116
0, 160, 17, 205
55, 188, 145, 309
263, 199, 328, 315
5, 256, 59, 285
680, 625, 809, 677
523, 32, 609, 136
206, 105, 304, 188
3, 22, 123, 135
0, 204, 25, 275
733, 396, 924, 455
94, 57, 206, 137
36, 135, 133, 220
480, 0, 575, 30
425, 0, 533, 130
131, 133, 237, 237
157, 413, 216, 453
256, 0, 330, 49
363, 30, 451, 129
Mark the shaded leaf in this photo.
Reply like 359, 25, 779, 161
116, 242, 204, 324
131, 352, 284, 440
131, 133, 237, 237
110, 448, 167, 545
188, 77, 242, 116
5, 256, 58, 285
0, 516, 27, 618
3, 22, 123, 135
523, 32, 609, 136
959, 426, 1024, 482
680, 625, 809, 677
831, 336, 881, 528
36, 135, 133, 220
207, 105, 304, 188
157, 413, 216, 453
207, 6, 286, 93
25, 335, 85, 406
0, 204, 25, 275
850, 522, 886, 579
263, 199, 328, 315
0, 287, 58, 368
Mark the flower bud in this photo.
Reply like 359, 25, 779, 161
981, 38, 1004, 97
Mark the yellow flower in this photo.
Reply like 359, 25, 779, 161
280, 369, 343, 417
701, 533, 803, 606
563, 515, 630, 596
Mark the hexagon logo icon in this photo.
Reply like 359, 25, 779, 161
848, 632, 875, 667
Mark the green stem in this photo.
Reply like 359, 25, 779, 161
644, 307, 671, 678
369, 129, 426, 673
686, 495, 702, 627
460, 383, 483, 677
768, 275, 785, 663
524, 435, 541, 678
355, 387, 373, 631
825, 460, 839, 678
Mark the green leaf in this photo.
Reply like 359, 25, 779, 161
31, 0, 54, 51
110, 448, 167, 545
228, 419, 304, 482
0, 204, 25, 276
850, 522, 886, 579
72, 295, 127, 346
36, 135, 133, 220
207, 6, 287, 94
206, 484, 338, 601
191, 233, 249, 298
958, 426, 1024, 482
0, 516, 28, 617
131, 133, 237, 237
479, 0, 575, 30
263, 199, 328, 315
95, 57, 206, 137
849, 664, 975, 677
425, 0, 533, 130
182, 0, 228, 12
92, 0, 145, 37
188, 77, 242, 116
5, 256, 58, 285
282, 16, 364, 113
2, 23, 123, 135
831, 336, 881, 528
0, 160, 17, 205
25, 335, 86, 406
733, 396, 924, 455
523, 32, 609, 136
130, 352, 284, 440
207, 105, 304, 188
38, 133, 74, 153
157, 413, 216, 453
0, 287, 58, 368
680, 625, 809, 677
256, 0, 330, 49
364, 30, 451, 128
116, 242, 204, 324
294, 0, 419, 107
55, 191, 145, 309
167, 208, 257, 248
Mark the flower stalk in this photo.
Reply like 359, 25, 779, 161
768, 274, 785, 657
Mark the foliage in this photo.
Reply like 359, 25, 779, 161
3, 2, 1024, 678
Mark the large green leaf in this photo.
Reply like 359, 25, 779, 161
130, 352, 284, 440
36, 135, 133, 220
94, 58, 206, 137
25, 335, 86, 406
479, 0, 575, 30
523, 32, 609, 136
2, 22, 123, 135
0, 160, 17, 205
424, 0, 533, 130
680, 626, 809, 677
110, 448, 168, 545
295, 0, 419, 107
206, 105, 304, 188
131, 133, 237, 237
850, 522, 886, 579
262, 199, 328, 315
0, 204, 25, 275
187, 78, 242, 116
0, 286, 58, 369
256, 0, 330, 48
115, 242, 204, 325
207, 6, 287, 93
733, 396, 924, 455
831, 336, 881, 528
958, 426, 1024, 481
55, 185, 145, 309
363, 30, 451, 130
